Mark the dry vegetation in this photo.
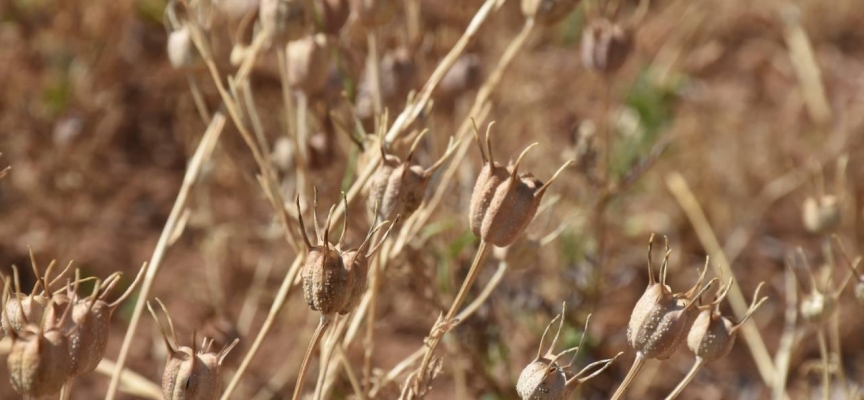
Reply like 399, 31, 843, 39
1, 0, 864, 399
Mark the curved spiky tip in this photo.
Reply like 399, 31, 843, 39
536, 159, 574, 197
406, 129, 430, 164
471, 118, 487, 164
734, 282, 768, 330
510, 142, 539, 180
296, 194, 313, 251
485, 121, 497, 166
571, 352, 624, 384
685, 278, 720, 312
646, 234, 656, 285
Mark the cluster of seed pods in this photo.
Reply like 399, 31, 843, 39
2, 252, 146, 398
516, 304, 622, 400
148, 299, 239, 400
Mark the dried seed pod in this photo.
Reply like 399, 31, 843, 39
352, 0, 397, 28
802, 195, 841, 235
67, 265, 147, 376
795, 250, 844, 325
627, 236, 714, 361
581, 18, 633, 75
368, 131, 458, 221
149, 299, 239, 400
168, 26, 197, 69
687, 282, 767, 362
2, 252, 71, 337
340, 199, 398, 312
259, 0, 311, 45
317, 0, 350, 35
5, 294, 73, 398
287, 34, 331, 95
469, 123, 573, 247
516, 305, 620, 400
297, 191, 394, 316
521, 0, 580, 25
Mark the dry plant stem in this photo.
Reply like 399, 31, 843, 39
665, 359, 705, 400
313, 316, 342, 400
336, 344, 367, 400
362, 233, 390, 392
237, 255, 274, 336
297, 90, 311, 196
829, 311, 850, 398
781, 6, 831, 125
773, 266, 798, 400
187, 72, 211, 123
241, 80, 270, 156
665, 172, 778, 387
95, 358, 162, 399
817, 328, 830, 400
60, 379, 73, 400
106, 111, 226, 400
293, 315, 333, 400
221, 256, 304, 400
611, 354, 646, 400
367, 28, 383, 116
276, 45, 306, 201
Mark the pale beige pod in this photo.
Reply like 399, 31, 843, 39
581, 18, 633, 75
287, 34, 331, 96
802, 195, 841, 235
687, 282, 767, 362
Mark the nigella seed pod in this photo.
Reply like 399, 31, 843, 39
794, 249, 846, 325
67, 264, 146, 376
521, 0, 580, 25
368, 130, 458, 221
352, 0, 397, 28
516, 304, 620, 400
167, 27, 197, 69
149, 300, 239, 400
802, 195, 841, 235
687, 282, 767, 362
287, 34, 331, 95
259, 0, 311, 45
5, 293, 74, 398
581, 19, 633, 75
2, 252, 71, 337
469, 122, 573, 247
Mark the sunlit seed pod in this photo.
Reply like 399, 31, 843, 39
627, 236, 715, 360
259, 0, 311, 45
521, 0, 580, 25
468, 123, 572, 247
287, 34, 331, 95
167, 27, 197, 69
802, 195, 841, 235
687, 282, 767, 362
516, 304, 620, 400
352, 0, 397, 28
149, 300, 239, 400
317, 0, 350, 35
2, 255, 70, 336
799, 291, 836, 324
581, 18, 633, 75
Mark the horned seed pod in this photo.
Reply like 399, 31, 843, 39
259, 0, 311, 45
368, 130, 458, 221
469, 122, 573, 247
802, 195, 841, 235
287, 34, 331, 95
581, 18, 633, 75
521, 0, 580, 25
516, 304, 620, 400
149, 299, 239, 400
794, 250, 845, 325
2, 252, 72, 337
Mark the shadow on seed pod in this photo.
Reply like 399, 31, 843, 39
67, 264, 147, 376
148, 299, 239, 400
288, 34, 331, 96
368, 129, 460, 222
612, 235, 717, 400
492, 198, 576, 270
469, 122, 573, 247
352, 0, 397, 28
4, 282, 74, 398
316, 0, 350, 35
516, 303, 621, 400
521, 0, 580, 25
666, 282, 767, 399
581, 18, 633, 75
260, 0, 311, 46
802, 195, 841, 235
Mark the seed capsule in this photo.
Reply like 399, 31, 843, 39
167, 27, 197, 69
149, 299, 239, 400
802, 195, 841, 235
352, 0, 397, 28
581, 18, 633, 75
687, 282, 767, 362
521, 0, 580, 25
259, 0, 311, 45
516, 304, 620, 400
297, 191, 395, 316
469, 122, 572, 247
287, 34, 331, 95
368, 131, 458, 221
2, 252, 71, 337
627, 236, 715, 360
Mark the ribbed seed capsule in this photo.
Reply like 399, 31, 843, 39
469, 123, 572, 247
368, 130, 458, 221
149, 299, 239, 400
521, 0, 580, 25
2, 253, 69, 337
581, 18, 633, 75
687, 282, 767, 362
516, 304, 620, 400
287, 34, 331, 95
627, 236, 714, 360
259, 0, 311, 45
802, 195, 841, 235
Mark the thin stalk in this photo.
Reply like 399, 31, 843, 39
611, 354, 646, 400
362, 232, 389, 391
665, 359, 705, 400
292, 315, 333, 400
60, 378, 74, 400
277, 47, 307, 202
221, 256, 304, 400
187, 73, 211, 123
817, 328, 830, 400
773, 264, 798, 400
366, 28, 383, 117
313, 316, 341, 400
829, 309, 850, 398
